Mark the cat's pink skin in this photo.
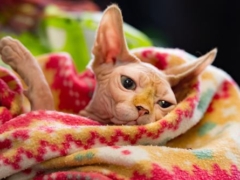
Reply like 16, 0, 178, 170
80, 5, 217, 125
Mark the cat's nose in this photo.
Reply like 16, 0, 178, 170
136, 106, 149, 117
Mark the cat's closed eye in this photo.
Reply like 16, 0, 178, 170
121, 75, 136, 90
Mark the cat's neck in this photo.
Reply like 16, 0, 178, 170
81, 85, 113, 124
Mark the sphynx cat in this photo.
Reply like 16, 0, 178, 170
0, 4, 217, 125
79, 4, 217, 125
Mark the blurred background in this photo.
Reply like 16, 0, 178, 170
1, 0, 240, 83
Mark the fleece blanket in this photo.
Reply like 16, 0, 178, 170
0, 47, 240, 180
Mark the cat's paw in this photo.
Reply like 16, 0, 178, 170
0, 36, 54, 111
0, 36, 30, 68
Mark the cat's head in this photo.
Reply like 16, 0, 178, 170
80, 4, 217, 125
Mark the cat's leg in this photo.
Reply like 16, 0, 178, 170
0, 36, 54, 111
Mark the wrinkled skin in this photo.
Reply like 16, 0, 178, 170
81, 62, 178, 125
80, 5, 217, 125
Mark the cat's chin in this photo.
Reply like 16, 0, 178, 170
110, 117, 152, 125
125, 121, 138, 125
110, 117, 137, 125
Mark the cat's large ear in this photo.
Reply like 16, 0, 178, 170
91, 4, 137, 70
165, 48, 217, 87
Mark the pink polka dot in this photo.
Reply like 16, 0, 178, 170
121, 150, 131, 155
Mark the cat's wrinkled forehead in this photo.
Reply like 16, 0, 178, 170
117, 61, 169, 85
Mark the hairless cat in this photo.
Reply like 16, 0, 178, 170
0, 4, 217, 125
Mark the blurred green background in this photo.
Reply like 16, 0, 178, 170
0, 0, 155, 72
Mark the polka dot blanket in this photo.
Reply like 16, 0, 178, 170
0, 47, 240, 179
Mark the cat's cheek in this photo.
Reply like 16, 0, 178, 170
137, 115, 155, 125
114, 103, 138, 121
154, 106, 176, 121
154, 108, 165, 121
